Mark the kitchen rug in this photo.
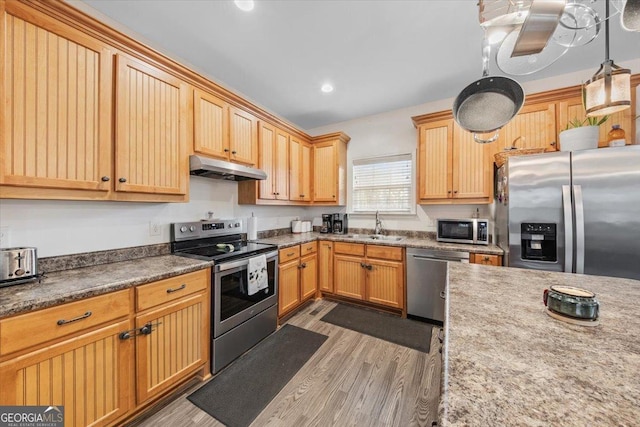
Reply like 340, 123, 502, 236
321, 303, 432, 353
187, 324, 328, 427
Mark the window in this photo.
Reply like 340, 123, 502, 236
351, 154, 414, 214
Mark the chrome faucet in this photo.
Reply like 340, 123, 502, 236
374, 210, 383, 235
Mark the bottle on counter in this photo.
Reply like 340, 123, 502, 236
607, 125, 626, 147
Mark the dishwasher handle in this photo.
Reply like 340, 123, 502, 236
411, 254, 469, 263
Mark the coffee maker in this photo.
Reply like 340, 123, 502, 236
332, 213, 348, 234
320, 214, 333, 234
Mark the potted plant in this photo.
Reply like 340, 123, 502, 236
559, 115, 609, 151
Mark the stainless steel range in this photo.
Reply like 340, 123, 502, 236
171, 219, 278, 373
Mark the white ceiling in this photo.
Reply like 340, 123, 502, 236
76, 0, 640, 130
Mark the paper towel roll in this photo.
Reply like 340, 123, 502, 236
247, 215, 258, 241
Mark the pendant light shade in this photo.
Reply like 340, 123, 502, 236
583, 0, 631, 117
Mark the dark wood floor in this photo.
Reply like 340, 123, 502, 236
134, 300, 442, 427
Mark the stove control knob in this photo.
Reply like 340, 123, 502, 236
180, 226, 187, 233
189, 226, 196, 232
235, 222, 240, 228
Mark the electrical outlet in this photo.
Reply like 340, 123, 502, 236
0, 226, 11, 248
149, 222, 161, 237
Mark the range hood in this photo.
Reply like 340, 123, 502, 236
189, 155, 267, 181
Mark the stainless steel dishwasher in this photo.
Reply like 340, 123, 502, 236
406, 248, 469, 324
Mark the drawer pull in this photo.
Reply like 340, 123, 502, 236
166, 283, 187, 293
287, 252, 295, 257
57, 311, 92, 326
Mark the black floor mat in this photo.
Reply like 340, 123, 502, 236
321, 303, 432, 353
188, 324, 328, 427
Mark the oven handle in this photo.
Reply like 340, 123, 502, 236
215, 251, 279, 272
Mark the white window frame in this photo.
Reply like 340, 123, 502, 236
348, 153, 416, 215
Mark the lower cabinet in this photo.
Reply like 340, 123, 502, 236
470, 253, 503, 266
0, 269, 211, 426
278, 242, 318, 317
317, 240, 334, 293
333, 243, 405, 310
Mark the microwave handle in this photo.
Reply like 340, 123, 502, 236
215, 251, 278, 272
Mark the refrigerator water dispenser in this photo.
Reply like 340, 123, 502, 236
521, 223, 557, 262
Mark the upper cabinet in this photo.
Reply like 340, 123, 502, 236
415, 117, 492, 204
312, 133, 350, 205
193, 89, 258, 166
256, 122, 288, 201
0, 4, 113, 198
289, 135, 312, 202
115, 54, 188, 196
491, 103, 558, 155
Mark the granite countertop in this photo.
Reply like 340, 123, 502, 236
0, 255, 212, 319
256, 232, 503, 255
441, 263, 640, 426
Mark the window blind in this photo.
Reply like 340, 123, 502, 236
352, 154, 413, 213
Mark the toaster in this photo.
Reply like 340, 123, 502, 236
0, 247, 38, 287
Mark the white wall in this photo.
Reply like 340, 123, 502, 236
1, 60, 638, 257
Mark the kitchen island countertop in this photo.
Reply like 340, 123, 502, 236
442, 262, 640, 426
0, 255, 212, 318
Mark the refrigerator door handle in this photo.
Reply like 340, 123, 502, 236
562, 185, 574, 273
573, 185, 585, 274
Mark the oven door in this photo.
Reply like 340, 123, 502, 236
213, 251, 278, 337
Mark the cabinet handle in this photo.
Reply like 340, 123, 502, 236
224, 148, 230, 152
101, 176, 110, 182
550, 141, 556, 146
483, 256, 490, 262
300, 194, 304, 197
447, 190, 452, 194
453, 190, 458, 194
139, 321, 162, 336
360, 262, 366, 268
440, 291, 446, 299
286, 252, 296, 257
57, 311, 92, 326
232, 150, 237, 155
119, 177, 127, 183
167, 283, 186, 293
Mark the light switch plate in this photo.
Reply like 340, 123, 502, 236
0, 226, 11, 248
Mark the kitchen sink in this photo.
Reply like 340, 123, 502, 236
344, 234, 404, 241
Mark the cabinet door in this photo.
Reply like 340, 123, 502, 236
115, 54, 188, 195
318, 241, 334, 293
418, 120, 453, 201
135, 293, 208, 403
300, 253, 317, 301
278, 259, 300, 316
452, 122, 491, 200
1, 8, 112, 192
0, 320, 133, 427
193, 88, 229, 159
334, 254, 366, 300
299, 142, 312, 201
274, 129, 290, 200
367, 259, 404, 309
494, 103, 557, 154
313, 142, 337, 202
258, 121, 277, 200
229, 106, 258, 165
558, 97, 633, 147
290, 137, 312, 202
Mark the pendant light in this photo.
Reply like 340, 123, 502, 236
584, 0, 631, 117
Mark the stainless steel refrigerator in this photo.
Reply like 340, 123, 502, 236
495, 145, 640, 280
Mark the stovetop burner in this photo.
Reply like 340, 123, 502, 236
170, 219, 277, 263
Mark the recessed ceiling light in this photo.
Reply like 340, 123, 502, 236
234, 0, 254, 12
321, 83, 334, 93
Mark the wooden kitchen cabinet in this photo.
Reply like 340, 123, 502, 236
114, 53, 189, 197
492, 103, 558, 156
312, 133, 350, 205
289, 135, 313, 202
333, 243, 405, 310
470, 253, 503, 266
194, 88, 259, 165
415, 118, 492, 203
0, 3, 113, 199
317, 240, 334, 293
0, 290, 134, 427
277, 243, 317, 318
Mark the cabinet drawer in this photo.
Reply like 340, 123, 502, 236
136, 269, 209, 312
279, 245, 300, 262
0, 289, 130, 356
366, 245, 403, 261
300, 241, 317, 255
334, 242, 365, 256
471, 253, 502, 266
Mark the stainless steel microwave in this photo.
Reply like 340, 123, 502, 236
437, 219, 489, 245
